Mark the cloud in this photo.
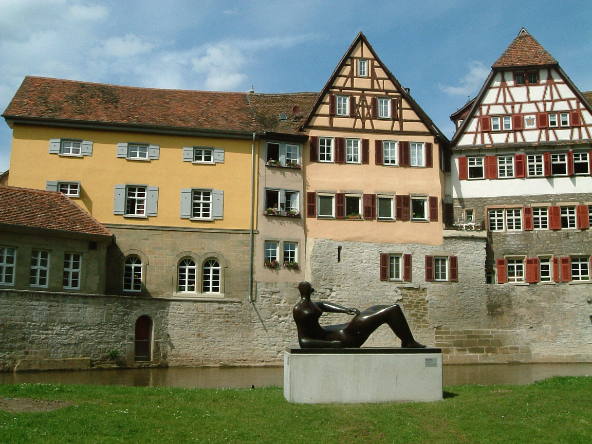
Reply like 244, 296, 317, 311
440, 61, 490, 96
100, 34, 155, 58
67, 3, 108, 21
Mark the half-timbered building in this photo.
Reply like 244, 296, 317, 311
450, 28, 592, 285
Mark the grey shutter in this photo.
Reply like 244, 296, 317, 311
213, 148, 225, 163
212, 189, 224, 219
46, 180, 58, 192
81, 140, 93, 156
148, 144, 160, 160
279, 145, 287, 166
116, 143, 128, 158
279, 190, 286, 211
180, 189, 192, 219
183, 147, 194, 162
147, 186, 159, 216
113, 184, 126, 215
49, 139, 61, 154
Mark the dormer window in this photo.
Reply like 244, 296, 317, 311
358, 59, 368, 77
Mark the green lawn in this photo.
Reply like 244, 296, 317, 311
1, 377, 591, 443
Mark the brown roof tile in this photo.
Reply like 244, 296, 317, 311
493, 28, 557, 68
583, 91, 592, 107
0, 186, 111, 237
249, 92, 318, 134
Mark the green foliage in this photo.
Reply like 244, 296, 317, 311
107, 350, 120, 361
0, 377, 591, 443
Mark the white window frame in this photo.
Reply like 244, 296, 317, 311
377, 98, 391, 119
30, 250, 49, 288
283, 242, 298, 265
548, 113, 558, 127
0, 246, 16, 286
346, 139, 360, 164
551, 154, 568, 176
507, 257, 525, 283
533, 207, 548, 230
60, 139, 82, 156
498, 156, 514, 178
58, 182, 80, 197
411, 196, 428, 221
382, 141, 398, 165
127, 143, 149, 160
571, 256, 590, 281
123, 255, 142, 292
191, 189, 212, 220
358, 58, 368, 77
265, 189, 299, 215
524, 115, 536, 129
527, 154, 544, 177
63, 253, 81, 290
503, 116, 512, 131
560, 206, 576, 229
491, 116, 501, 131
539, 257, 552, 282
202, 259, 221, 293
125, 186, 147, 217
193, 147, 214, 164
264, 241, 279, 264
488, 209, 505, 231
177, 258, 197, 293
560, 112, 570, 127
317, 194, 335, 218
464, 209, 474, 223
506, 208, 522, 231
468, 157, 484, 179
319, 137, 334, 163
377, 195, 394, 220
285, 144, 300, 166
434, 257, 449, 282
410, 142, 425, 167
389, 254, 402, 281
336, 95, 349, 116
573, 152, 589, 175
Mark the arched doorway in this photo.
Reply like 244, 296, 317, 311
134, 315, 152, 361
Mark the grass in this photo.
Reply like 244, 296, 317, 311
0, 377, 591, 443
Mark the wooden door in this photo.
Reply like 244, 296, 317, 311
134, 315, 152, 361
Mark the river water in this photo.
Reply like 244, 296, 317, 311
1, 363, 591, 388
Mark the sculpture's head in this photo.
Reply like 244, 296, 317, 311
298, 281, 314, 300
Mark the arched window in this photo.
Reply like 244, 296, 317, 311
123, 255, 142, 292
178, 258, 196, 292
202, 259, 220, 293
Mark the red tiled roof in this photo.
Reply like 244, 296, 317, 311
0, 186, 111, 237
493, 28, 557, 68
583, 91, 592, 107
249, 92, 318, 134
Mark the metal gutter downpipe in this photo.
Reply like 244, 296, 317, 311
248, 131, 257, 303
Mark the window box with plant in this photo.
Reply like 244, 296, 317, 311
264, 259, 280, 269
283, 261, 299, 270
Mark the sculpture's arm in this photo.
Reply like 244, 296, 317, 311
317, 301, 360, 316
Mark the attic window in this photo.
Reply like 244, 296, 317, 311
358, 59, 368, 77
278, 112, 288, 121
514, 70, 539, 85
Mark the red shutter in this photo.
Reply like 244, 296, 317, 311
306, 192, 316, 217
429, 196, 438, 221
543, 152, 552, 176
363, 194, 376, 220
526, 258, 540, 283
449, 256, 458, 282
375, 140, 383, 165
362, 139, 369, 164
380, 253, 389, 281
589, 150, 592, 175
403, 254, 412, 282
458, 156, 468, 180
512, 114, 523, 130
329, 94, 336, 116
480, 116, 491, 132
485, 156, 498, 179
371, 97, 378, 119
496, 258, 508, 284
553, 257, 561, 282
396, 195, 410, 221
567, 151, 575, 176
425, 256, 434, 282
537, 113, 548, 128
576, 205, 590, 229
399, 141, 409, 167
309, 136, 318, 162
523, 207, 534, 231
425, 143, 433, 168
335, 138, 345, 163
350, 96, 356, 118
515, 153, 526, 178
570, 111, 581, 127
335, 193, 345, 218
549, 206, 561, 230
561, 257, 572, 282
391, 98, 398, 120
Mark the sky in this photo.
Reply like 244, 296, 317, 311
1, 0, 591, 172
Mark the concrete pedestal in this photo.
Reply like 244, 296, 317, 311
284, 348, 442, 404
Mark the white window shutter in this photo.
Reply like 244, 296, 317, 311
148, 145, 160, 160
180, 189, 192, 218
116, 143, 128, 158
212, 189, 224, 219
49, 139, 61, 154
279, 145, 287, 165
147, 186, 159, 216
46, 181, 58, 192
182, 147, 193, 162
279, 190, 286, 211
213, 148, 225, 163
113, 185, 126, 215
81, 140, 93, 156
